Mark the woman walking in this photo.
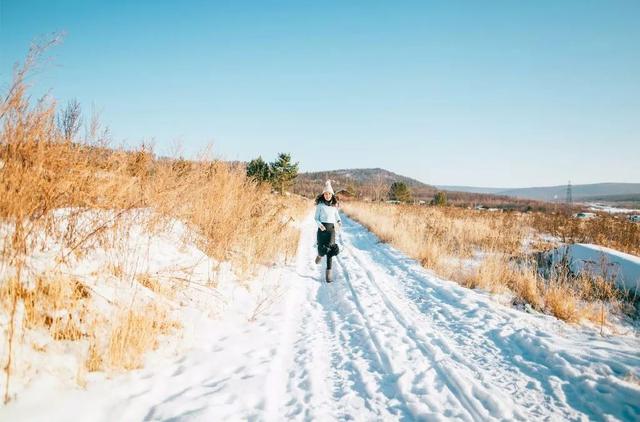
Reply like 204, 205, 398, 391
315, 180, 341, 283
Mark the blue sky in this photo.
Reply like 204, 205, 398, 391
1, 1, 639, 187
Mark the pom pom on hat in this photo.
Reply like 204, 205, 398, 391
323, 180, 334, 195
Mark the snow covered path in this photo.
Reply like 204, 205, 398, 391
278, 215, 639, 421
3, 213, 639, 421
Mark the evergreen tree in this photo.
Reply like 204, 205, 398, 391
270, 153, 299, 193
389, 182, 412, 202
246, 156, 272, 183
432, 191, 447, 206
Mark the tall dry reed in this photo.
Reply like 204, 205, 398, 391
343, 201, 631, 325
0, 40, 308, 402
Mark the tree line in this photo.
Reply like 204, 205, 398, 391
388, 182, 447, 205
245, 153, 451, 205
246, 153, 299, 194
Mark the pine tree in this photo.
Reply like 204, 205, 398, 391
246, 156, 272, 183
432, 191, 447, 206
389, 182, 412, 202
270, 153, 299, 194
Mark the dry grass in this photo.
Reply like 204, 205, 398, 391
79, 303, 180, 373
531, 211, 640, 256
343, 202, 527, 273
136, 273, 176, 299
0, 42, 306, 278
0, 40, 308, 401
0, 274, 91, 341
343, 201, 632, 324
0, 272, 180, 374
138, 156, 307, 274
543, 283, 582, 323
104, 304, 178, 371
84, 339, 103, 373
461, 255, 545, 311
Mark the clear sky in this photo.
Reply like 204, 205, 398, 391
1, 1, 639, 187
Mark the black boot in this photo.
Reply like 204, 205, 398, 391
325, 268, 333, 283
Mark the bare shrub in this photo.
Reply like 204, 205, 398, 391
248, 281, 286, 322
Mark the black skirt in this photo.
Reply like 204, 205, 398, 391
317, 223, 340, 267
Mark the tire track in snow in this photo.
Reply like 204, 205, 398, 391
276, 215, 396, 421
259, 212, 640, 421
332, 260, 418, 419
337, 241, 502, 421
332, 240, 491, 420
339, 214, 640, 421
315, 256, 414, 420
348, 242, 558, 419
316, 281, 394, 420
340, 216, 589, 420
339, 216, 569, 420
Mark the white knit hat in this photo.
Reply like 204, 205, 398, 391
323, 180, 334, 195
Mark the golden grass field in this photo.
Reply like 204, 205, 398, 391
342, 201, 636, 325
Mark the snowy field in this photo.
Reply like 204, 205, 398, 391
586, 203, 640, 214
1, 213, 639, 421
546, 243, 640, 292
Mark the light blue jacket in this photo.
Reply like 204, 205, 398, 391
315, 203, 341, 228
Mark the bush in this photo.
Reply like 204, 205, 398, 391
389, 182, 412, 202
432, 191, 447, 206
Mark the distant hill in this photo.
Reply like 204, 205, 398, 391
438, 183, 640, 202
293, 168, 553, 211
580, 193, 640, 202
298, 168, 433, 188
436, 186, 507, 195
294, 168, 438, 200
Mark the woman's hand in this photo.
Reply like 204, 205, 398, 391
319, 224, 326, 231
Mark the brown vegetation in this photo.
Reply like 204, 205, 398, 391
343, 201, 634, 325
0, 41, 307, 402
530, 211, 640, 256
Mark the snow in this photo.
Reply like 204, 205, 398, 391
587, 203, 640, 214
547, 243, 640, 292
0, 209, 280, 400
1, 213, 639, 421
